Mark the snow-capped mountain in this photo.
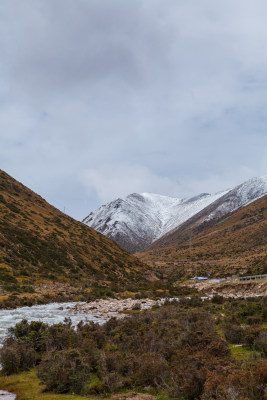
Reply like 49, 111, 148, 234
83, 176, 267, 253
147, 176, 267, 251
204, 176, 267, 222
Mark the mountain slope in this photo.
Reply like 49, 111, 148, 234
0, 170, 150, 293
146, 176, 267, 251
138, 195, 267, 278
83, 176, 267, 253
83, 191, 229, 253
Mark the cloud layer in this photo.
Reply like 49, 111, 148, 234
1, 0, 267, 218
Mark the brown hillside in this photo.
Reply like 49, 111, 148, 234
138, 195, 267, 278
0, 170, 150, 294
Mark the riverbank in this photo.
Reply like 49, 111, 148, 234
0, 298, 172, 345
0, 276, 198, 311
0, 302, 108, 345
183, 277, 267, 297
0, 283, 160, 311
0, 282, 96, 310
69, 298, 164, 319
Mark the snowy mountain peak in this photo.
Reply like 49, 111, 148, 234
83, 176, 267, 253
234, 176, 267, 202
203, 175, 267, 222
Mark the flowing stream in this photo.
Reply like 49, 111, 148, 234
0, 301, 108, 399
0, 297, 185, 399
0, 391, 16, 399
0, 301, 109, 345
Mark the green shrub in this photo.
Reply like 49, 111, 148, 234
211, 294, 224, 304
1, 300, 266, 398
223, 323, 243, 344
37, 349, 90, 394
0, 343, 37, 374
253, 331, 267, 356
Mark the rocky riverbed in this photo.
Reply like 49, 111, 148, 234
183, 278, 267, 297
69, 297, 165, 319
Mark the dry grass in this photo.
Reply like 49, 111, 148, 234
0, 169, 151, 296
138, 196, 267, 278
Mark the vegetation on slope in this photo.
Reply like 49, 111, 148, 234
138, 196, 267, 278
0, 170, 151, 301
0, 297, 266, 399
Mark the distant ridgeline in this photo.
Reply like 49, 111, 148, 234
84, 176, 267, 253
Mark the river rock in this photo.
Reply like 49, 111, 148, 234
68, 298, 163, 317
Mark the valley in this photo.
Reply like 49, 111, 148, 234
0, 170, 266, 400
84, 176, 267, 254
1, 2, 267, 398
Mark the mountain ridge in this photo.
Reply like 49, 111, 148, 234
138, 194, 267, 278
147, 175, 267, 250
83, 176, 267, 253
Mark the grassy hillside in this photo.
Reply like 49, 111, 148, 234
0, 170, 150, 301
138, 195, 267, 278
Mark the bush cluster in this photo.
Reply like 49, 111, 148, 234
222, 297, 267, 356
0, 299, 266, 399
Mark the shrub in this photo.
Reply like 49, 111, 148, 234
0, 344, 20, 374
8, 319, 48, 351
247, 316, 262, 325
211, 294, 224, 304
223, 323, 243, 344
135, 353, 169, 387
37, 349, 90, 394
0, 343, 37, 374
201, 362, 267, 400
132, 303, 141, 310
1, 301, 266, 398
254, 330, 267, 356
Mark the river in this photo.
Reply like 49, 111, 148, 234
0, 301, 111, 345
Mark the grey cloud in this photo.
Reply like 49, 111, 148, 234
0, 0, 267, 219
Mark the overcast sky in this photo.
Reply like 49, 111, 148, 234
1, 0, 267, 219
